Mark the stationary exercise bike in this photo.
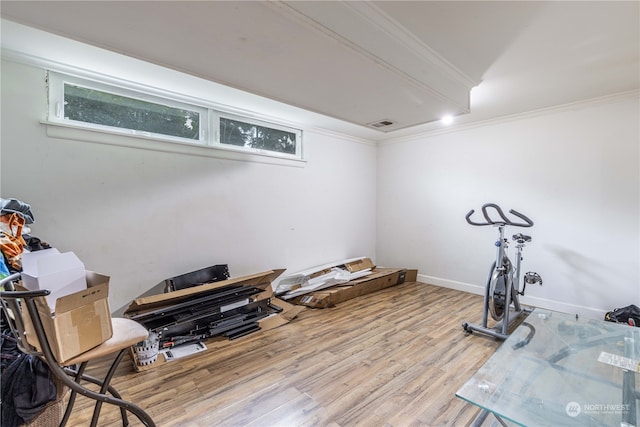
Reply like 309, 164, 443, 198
462, 203, 543, 340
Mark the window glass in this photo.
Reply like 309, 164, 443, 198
64, 84, 200, 140
48, 71, 304, 162
220, 117, 297, 155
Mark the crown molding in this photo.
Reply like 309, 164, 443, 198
271, 1, 472, 113
344, 1, 477, 90
380, 90, 640, 146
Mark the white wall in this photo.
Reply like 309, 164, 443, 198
1, 58, 377, 312
2, 21, 637, 321
377, 94, 640, 319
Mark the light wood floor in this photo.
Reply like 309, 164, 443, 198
66, 281, 503, 427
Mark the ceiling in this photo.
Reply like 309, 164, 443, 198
1, 1, 638, 138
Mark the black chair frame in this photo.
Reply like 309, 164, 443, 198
0, 273, 155, 427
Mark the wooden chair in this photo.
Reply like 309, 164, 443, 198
0, 273, 155, 427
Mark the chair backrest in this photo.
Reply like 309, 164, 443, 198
2, 274, 157, 427
0, 273, 52, 358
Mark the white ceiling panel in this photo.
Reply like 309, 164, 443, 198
1, 1, 638, 137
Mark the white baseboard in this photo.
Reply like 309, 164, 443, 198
417, 273, 484, 295
417, 273, 606, 320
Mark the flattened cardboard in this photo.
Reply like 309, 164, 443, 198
125, 269, 284, 316
22, 271, 113, 363
404, 269, 418, 282
273, 257, 372, 294
276, 258, 376, 300
344, 257, 376, 273
294, 268, 418, 308
298, 293, 332, 309
125, 269, 303, 371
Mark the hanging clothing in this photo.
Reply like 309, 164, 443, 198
0, 212, 27, 271
0, 198, 35, 224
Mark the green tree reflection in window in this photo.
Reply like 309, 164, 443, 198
220, 117, 296, 155
64, 84, 200, 140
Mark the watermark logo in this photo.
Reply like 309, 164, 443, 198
566, 401, 581, 417
565, 401, 631, 418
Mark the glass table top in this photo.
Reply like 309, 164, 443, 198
456, 308, 640, 427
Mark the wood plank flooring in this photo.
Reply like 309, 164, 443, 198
65, 282, 502, 426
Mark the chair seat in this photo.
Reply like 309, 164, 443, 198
63, 318, 149, 366
1, 274, 155, 426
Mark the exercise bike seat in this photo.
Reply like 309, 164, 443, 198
513, 233, 532, 243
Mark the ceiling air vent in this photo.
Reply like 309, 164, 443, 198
367, 119, 395, 129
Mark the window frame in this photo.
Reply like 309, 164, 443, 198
48, 72, 209, 146
46, 71, 304, 162
213, 112, 303, 159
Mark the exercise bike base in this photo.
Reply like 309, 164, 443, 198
463, 307, 532, 340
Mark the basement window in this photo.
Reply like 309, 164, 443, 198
63, 84, 202, 141
46, 71, 304, 162
219, 116, 300, 157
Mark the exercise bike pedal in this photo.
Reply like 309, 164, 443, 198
524, 272, 543, 285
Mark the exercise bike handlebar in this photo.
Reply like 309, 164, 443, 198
465, 203, 534, 227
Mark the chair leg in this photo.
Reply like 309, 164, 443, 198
60, 353, 151, 427
54, 361, 155, 427
65, 367, 126, 401
60, 362, 88, 427
11, 290, 155, 426
90, 349, 129, 427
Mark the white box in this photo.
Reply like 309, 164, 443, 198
21, 249, 87, 312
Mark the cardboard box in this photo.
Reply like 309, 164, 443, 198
124, 269, 304, 371
343, 257, 376, 273
276, 257, 376, 299
404, 269, 418, 282
21, 249, 87, 312
294, 268, 418, 308
22, 271, 113, 363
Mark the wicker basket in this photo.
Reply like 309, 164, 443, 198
22, 378, 68, 427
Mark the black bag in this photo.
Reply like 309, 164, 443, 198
604, 304, 640, 326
